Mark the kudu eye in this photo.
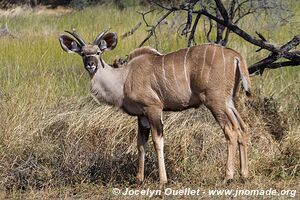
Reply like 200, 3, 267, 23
96, 51, 101, 55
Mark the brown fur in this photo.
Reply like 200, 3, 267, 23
122, 44, 251, 114
119, 44, 251, 184
111, 47, 162, 68
127, 46, 162, 61
93, 44, 251, 185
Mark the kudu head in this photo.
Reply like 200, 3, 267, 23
59, 30, 118, 75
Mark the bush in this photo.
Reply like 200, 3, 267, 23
0, 0, 150, 9
69, 0, 104, 10
0, 0, 71, 8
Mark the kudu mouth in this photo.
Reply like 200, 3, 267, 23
84, 55, 99, 75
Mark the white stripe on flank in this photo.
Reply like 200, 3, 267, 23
162, 56, 166, 78
211, 45, 216, 64
221, 47, 226, 97
150, 88, 161, 102
206, 64, 212, 85
221, 47, 226, 75
200, 45, 208, 78
153, 73, 163, 98
183, 48, 191, 92
171, 55, 180, 89
161, 55, 167, 88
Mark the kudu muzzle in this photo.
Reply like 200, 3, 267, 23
84, 55, 99, 75
65, 30, 109, 75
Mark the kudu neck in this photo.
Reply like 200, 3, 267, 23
90, 58, 129, 107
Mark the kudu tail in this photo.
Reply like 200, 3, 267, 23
236, 57, 252, 97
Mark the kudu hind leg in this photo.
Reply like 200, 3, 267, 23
231, 107, 249, 180
206, 105, 238, 183
136, 116, 150, 184
226, 105, 249, 181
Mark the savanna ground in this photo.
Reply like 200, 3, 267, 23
0, 3, 299, 199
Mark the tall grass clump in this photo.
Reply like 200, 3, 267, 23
0, 4, 299, 199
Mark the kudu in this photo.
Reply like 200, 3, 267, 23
59, 30, 251, 185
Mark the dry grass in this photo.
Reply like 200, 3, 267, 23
1, 95, 299, 199
0, 4, 299, 199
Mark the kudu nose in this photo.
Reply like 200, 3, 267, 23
87, 61, 96, 67
85, 61, 98, 75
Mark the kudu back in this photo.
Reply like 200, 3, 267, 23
59, 30, 251, 185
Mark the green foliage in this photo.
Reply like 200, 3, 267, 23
69, 0, 103, 10
0, 0, 148, 9
0, 0, 71, 8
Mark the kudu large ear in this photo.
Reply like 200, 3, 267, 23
59, 35, 81, 53
99, 32, 118, 51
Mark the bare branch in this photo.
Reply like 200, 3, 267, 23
228, 0, 237, 20
215, 0, 229, 22
254, 32, 268, 52
203, 17, 213, 42
280, 35, 300, 51
248, 36, 300, 74
223, 28, 231, 46
196, 8, 280, 52
255, 31, 267, 42
139, 9, 174, 48
234, 8, 258, 24
291, 50, 300, 55
248, 53, 279, 75
216, 9, 225, 45
149, 1, 169, 10
137, 9, 155, 27
181, 4, 193, 37
121, 22, 142, 39
249, 59, 300, 75
234, 0, 250, 14
188, 10, 202, 47
265, 61, 300, 69
143, 0, 300, 74
181, 1, 199, 37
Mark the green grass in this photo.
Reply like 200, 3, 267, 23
0, 4, 299, 199
0, 5, 299, 106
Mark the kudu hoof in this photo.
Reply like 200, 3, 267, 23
223, 178, 234, 185
159, 180, 168, 189
240, 177, 249, 184
136, 176, 144, 186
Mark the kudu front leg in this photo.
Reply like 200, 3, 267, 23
146, 107, 167, 185
136, 116, 150, 184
